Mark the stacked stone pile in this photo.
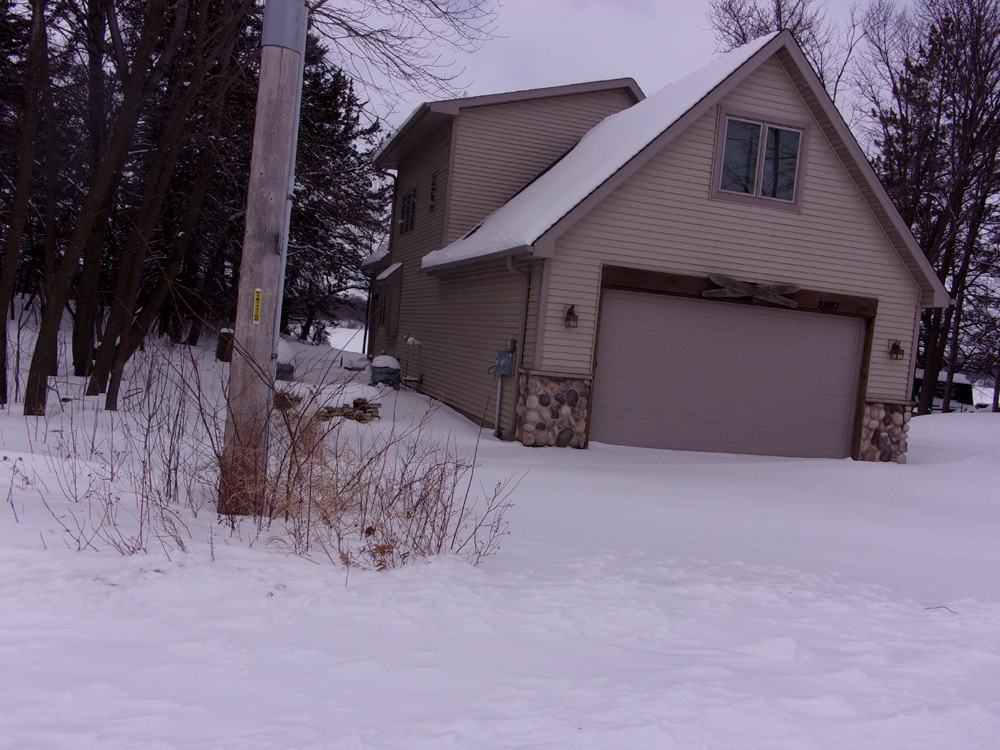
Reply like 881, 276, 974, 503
858, 402, 909, 463
317, 398, 381, 423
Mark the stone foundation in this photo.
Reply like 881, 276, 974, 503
515, 374, 590, 448
858, 402, 910, 464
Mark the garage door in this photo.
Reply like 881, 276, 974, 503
590, 290, 866, 458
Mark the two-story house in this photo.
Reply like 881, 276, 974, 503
366, 31, 948, 462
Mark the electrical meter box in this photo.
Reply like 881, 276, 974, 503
495, 351, 515, 377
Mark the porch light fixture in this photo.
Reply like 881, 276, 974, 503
565, 305, 579, 328
889, 340, 905, 360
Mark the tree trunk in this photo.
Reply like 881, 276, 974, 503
917, 184, 990, 415
940, 289, 965, 413
100, 1, 249, 408
993, 352, 1000, 412
89, 51, 207, 400
103, 80, 230, 408
298, 300, 314, 341
71, 0, 110, 378
71, 220, 111, 376
917, 307, 945, 413
23, 0, 170, 415
123, 143, 219, 362
0, 0, 46, 406
184, 238, 227, 346
40, 54, 59, 302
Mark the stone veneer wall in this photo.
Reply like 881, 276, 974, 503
858, 402, 910, 464
514, 374, 590, 448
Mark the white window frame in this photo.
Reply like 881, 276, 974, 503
712, 109, 808, 212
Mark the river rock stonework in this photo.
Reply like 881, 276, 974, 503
515, 374, 590, 448
858, 402, 910, 464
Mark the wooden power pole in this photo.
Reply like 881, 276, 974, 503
219, 0, 307, 516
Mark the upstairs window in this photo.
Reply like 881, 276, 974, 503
720, 118, 760, 194
399, 188, 417, 234
428, 171, 438, 213
716, 114, 804, 206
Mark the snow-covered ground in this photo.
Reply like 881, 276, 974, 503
1, 330, 998, 748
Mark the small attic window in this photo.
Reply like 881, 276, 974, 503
714, 111, 807, 210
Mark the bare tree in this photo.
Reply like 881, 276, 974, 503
0, 0, 45, 406
7, 0, 497, 416
707, 0, 867, 103
861, 0, 1000, 413
21, 0, 178, 416
308, 0, 497, 110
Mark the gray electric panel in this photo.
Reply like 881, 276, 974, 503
495, 351, 515, 377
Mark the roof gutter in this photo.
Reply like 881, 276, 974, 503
421, 244, 534, 277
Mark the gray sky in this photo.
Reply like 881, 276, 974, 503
378, 0, 862, 131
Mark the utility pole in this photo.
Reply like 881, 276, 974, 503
219, 0, 307, 516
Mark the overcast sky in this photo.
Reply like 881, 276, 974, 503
377, 0, 860, 131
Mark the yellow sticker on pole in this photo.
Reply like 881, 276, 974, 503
252, 289, 262, 324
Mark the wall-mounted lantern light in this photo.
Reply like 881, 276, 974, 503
889, 340, 905, 360
565, 305, 579, 328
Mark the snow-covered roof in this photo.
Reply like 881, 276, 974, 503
422, 34, 778, 271
359, 239, 389, 270
376, 262, 402, 281
375, 79, 644, 171
915, 368, 972, 386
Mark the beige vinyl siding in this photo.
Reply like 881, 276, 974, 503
539, 55, 921, 403
369, 125, 450, 357
521, 263, 542, 371
374, 124, 528, 430
374, 89, 638, 429
447, 89, 637, 242
417, 269, 525, 430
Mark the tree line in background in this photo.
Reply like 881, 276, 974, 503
710, 0, 1000, 412
0, 0, 494, 415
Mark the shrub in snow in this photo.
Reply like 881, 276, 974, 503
265, 392, 515, 569
41, 342, 218, 555
27, 331, 513, 567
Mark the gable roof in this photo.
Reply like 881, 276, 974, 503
421, 31, 950, 308
374, 78, 645, 171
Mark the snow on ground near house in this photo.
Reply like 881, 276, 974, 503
1, 343, 999, 748
323, 326, 365, 355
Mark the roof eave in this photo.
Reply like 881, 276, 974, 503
532, 31, 790, 254
421, 245, 534, 277
373, 102, 439, 171
771, 43, 951, 309
374, 79, 646, 172
524, 31, 950, 309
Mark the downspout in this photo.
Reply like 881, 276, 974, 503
362, 270, 373, 355
366, 172, 398, 356
504, 256, 531, 440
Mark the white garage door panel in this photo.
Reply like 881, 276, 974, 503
591, 290, 865, 458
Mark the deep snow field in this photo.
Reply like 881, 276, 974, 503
1, 327, 999, 749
